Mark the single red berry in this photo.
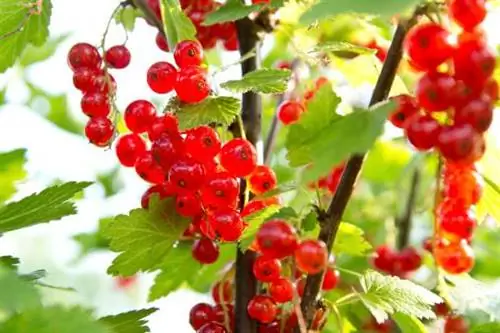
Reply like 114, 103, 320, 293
278, 100, 305, 125
151, 134, 184, 170
174, 40, 203, 68
155, 32, 169, 52
454, 42, 495, 88
212, 281, 233, 304
322, 267, 340, 291
212, 303, 235, 327
326, 165, 345, 193
219, 138, 258, 178
115, 134, 147, 167
252, 0, 270, 3
295, 240, 328, 275
388, 94, 419, 128
434, 239, 475, 274
248, 165, 277, 195
372, 245, 395, 273
146, 0, 161, 18
192, 238, 219, 264
81, 92, 110, 118
416, 72, 457, 112
399, 247, 423, 272
404, 23, 453, 71
443, 167, 483, 206
89, 73, 117, 95
141, 183, 173, 209
135, 151, 165, 184
484, 79, 499, 101
124, 100, 157, 133
275, 60, 291, 70
256, 219, 298, 259
85, 117, 114, 147
105, 45, 131, 69
241, 199, 270, 217
176, 192, 203, 217
148, 114, 180, 142
247, 295, 277, 324
209, 209, 244, 242
189, 303, 216, 330
252, 256, 281, 282
404, 114, 441, 151
73, 68, 101, 92
175, 66, 210, 104
454, 94, 493, 133
147, 62, 177, 94
444, 315, 469, 333
197, 322, 227, 333
437, 124, 483, 163
223, 36, 239, 51
168, 158, 206, 192
439, 208, 476, 241
184, 126, 222, 162
201, 171, 239, 211
67, 43, 102, 71
434, 302, 450, 317
269, 277, 294, 303
449, 0, 486, 31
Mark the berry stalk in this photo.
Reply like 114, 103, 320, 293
396, 169, 420, 250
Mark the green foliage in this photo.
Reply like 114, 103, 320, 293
175, 96, 241, 130
471, 323, 500, 333
0, 181, 92, 233
159, 0, 197, 50
114, 6, 142, 31
99, 308, 157, 333
0, 265, 41, 313
0, 149, 27, 203
255, 182, 297, 199
333, 222, 372, 256
358, 270, 442, 323
239, 204, 282, 251
0, 256, 20, 269
73, 218, 111, 257
97, 167, 124, 198
392, 313, 427, 333
309, 41, 375, 55
362, 141, 412, 184
203, 0, 261, 25
103, 197, 190, 276
19, 34, 68, 67
299, 0, 420, 25
301, 210, 317, 232
0, 0, 52, 73
221, 69, 292, 94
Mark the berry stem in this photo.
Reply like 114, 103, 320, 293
130, 0, 165, 36
396, 169, 420, 250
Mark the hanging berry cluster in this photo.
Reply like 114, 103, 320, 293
388, 0, 496, 275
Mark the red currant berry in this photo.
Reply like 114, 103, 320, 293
174, 40, 203, 68
175, 66, 210, 104
437, 124, 482, 163
241, 199, 269, 217
85, 117, 114, 147
404, 114, 441, 151
124, 100, 157, 133
439, 208, 476, 241
372, 245, 395, 273
399, 247, 423, 272
326, 165, 345, 193
434, 302, 450, 317
155, 32, 169, 52
189, 303, 216, 330
388, 94, 419, 128
213, 303, 235, 326
322, 267, 340, 290
259, 322, 280, 333
201, 171, 239, 211
434, 239, 475, 274
176, 192, 202, 217
141, 184, 173, 209
192, 238, 219, 264
252, 256, 281, 282
295, 240, 328, 275
168, 158, 206, 192
135, 151, 165, 184
146, 0, 161, 18
248, 165, 277, 195
151, 134, 183, 170
105, 45, 131, 69
67, 43, 102, 71
449, 0, 486, 31
256, 219, 298, 259
147, 62, 177, 94
416, 72, 456, 112
454, 42, 495, 88
247, 295, 277, 324
209, 209, 244, 242
484, 79, 499, 101
444, 315, 469, 333
223, 36, 239, 51
269, 277, 294, 303
115, 134, 147, 167
278, 100, 305, 125
89, 73, 117, 95
184, 126, 222, 162
197, 322, 227, 333
454, 94, 493, 133
148, 114, 180, 142
81, 92, 110, 118
212, 281, 233, 304
73, 68, 101, 92
252, 0, 270, 3
404, 23, 453, 71
219, 138, 258, 178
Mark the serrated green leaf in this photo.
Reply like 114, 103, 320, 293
301, 211, 317, 232
149, 243, 199, 301
159, 0, 197, 50
0, 256, 20, 269
203, 1, 262, 25
99, 308, 157, 333
309, 41, 375, 55
221, 69, 291, 94
359, 270, 441, 323
103, 197, 190, 276
0, 181, 92, 233
392, 313, 427, 333
175, 96, 240, 130
299, 0, 420, 25
19, 34, 68, 67
240, 204, 281, 251
471, 323, 500, 333
0, 0, 52, 73
0, 265, 41, 312
97, 167, 123, 198
333, 222, 372, 256
0, 306, 111, 333
0, 149, 27, 203
114, 6, 142, 32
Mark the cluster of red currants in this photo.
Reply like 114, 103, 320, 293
388, 0, 496, 275
372, 245, 422, 278
68, 42, 131, 146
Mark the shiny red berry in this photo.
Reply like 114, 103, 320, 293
184, 126, 221, 162
115, 133, 147, 167
192, 238, 220, 264
209, 209, 244, 242
437, 124, 482, 163
212, 281, 233, 304
67, 43, 102, 71
388, 94, 419, 128
155, 32, 169, 52
295, 240, 328, 275
220, 138, 257, 178
416, 72, 456, 112
449, 0, 486, 31
484, 79, 499, 101
278, 100, 305, 125
212, 303, 235, 326
439, 208, 476, 241
147, 62, 177, 94
147, 0, 161, 19
248, 165, 277, 195
176, 192, 202, 217
252, 256, 281, 282
135, 151, 165, 184
444, 315, 469, 333
175, 66, 210, 104
141, 184, 173, 209
268, 277, 294, 303
85, 117, 114, 147
454, 94, 493, 133
124, 100, 157, 133
373, 245, 395, 273
454, 42, 495, 88
434, 239, 475, 274
148, 114, 180, 142
151, 134, 183, 170
189, 303, 216, 330
81, 92, 110, 117
73, 68, 101, 92
247, 295, 277, 324
223, 36, 239, 51
197, 322, 227, 333
256, 219, 298, 259
405, 114, 441, 151
105, 45, 131, 69
399, 247, 423, 272
168, 158, 206, 192
296, 277, 306, 297
201, 171, 239, 211
174, 40, 203, 68
322, 267, 340, 290
89, 73, 117, 95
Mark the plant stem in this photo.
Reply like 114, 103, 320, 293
130, 0, 165, 36
396, 169, 420, 250
234, 16, 262, 333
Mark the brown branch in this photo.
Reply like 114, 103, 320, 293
396, 169, 420, 250
130, 0, 165, 36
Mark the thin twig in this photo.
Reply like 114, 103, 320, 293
396, 169, 420, 250
130, 0, 165, 36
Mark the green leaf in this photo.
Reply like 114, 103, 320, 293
221, 69, 291, 94
0, 0, 52, 73
97, 167, 123, 198
0, 306, 111, 333
269, 207, 299, 220
19, 34, 68, 67
287, 100, 395, 183
240, 204, 281, 251
333, 222, 372, 256
73, 218, 111, 257
175, 96, 241, 130
362, 141, 412, 184
0, 149, 27, 203
99, 308, 157, 333
254, 182, 297, 199
114, 6, 142, 32
309, 41, 375, 55
149, 243, 199, 301
471, 323, 500, 333
159, 0, 197, 50
0, 181, 92, 233
392, 313, 427, 333
358, 270, 442, 323
0, 265, 41, 312
301, 211, 317, 232
0, 256, 20, 269
299, 0, 419, 25
103, 197, 190, 276
203, 1, 262, 26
